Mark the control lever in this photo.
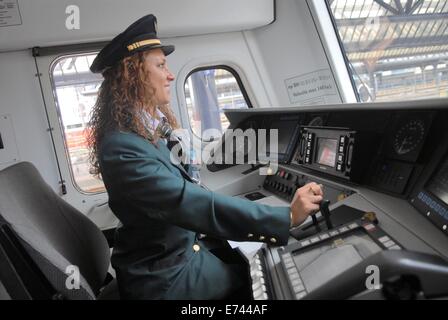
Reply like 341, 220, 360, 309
320, 199, 333, 230
311, 214, 321, 232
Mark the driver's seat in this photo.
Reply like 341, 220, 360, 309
0, 161, 118, 299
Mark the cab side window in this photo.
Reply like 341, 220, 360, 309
184, 67, 251, 140
51, 54, 104, 193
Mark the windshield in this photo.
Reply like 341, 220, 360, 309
327, 0, 448, 102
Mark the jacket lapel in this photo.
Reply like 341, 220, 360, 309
155, 140, 194, 183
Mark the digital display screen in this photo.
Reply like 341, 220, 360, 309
292, 229, 382, 292
260, 120, 298, 162
426, 156, 448, 206
316, 138, 338, 167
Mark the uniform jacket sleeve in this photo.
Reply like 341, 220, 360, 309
100, 131, 291, 245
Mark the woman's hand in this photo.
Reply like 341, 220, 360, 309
290, 182, 323, 227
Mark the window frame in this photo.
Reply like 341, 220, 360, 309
49, 52, 106, 195
323, 0, 362, 102
183, 64, 253, 141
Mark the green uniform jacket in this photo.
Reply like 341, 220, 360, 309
99, 131, 290, 299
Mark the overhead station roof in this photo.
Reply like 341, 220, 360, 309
328, 0, 448, 67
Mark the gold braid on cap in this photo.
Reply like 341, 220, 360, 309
127, 39, 161, 51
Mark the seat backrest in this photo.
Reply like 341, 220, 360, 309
0, 162, 110, 299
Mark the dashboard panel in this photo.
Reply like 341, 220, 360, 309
214, 99, 448, 300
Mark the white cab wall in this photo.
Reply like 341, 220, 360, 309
0, 51, 59, 184
0, 0, 274, 52
245, 0, 343, 107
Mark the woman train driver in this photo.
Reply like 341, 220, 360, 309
88, 14, 323, 299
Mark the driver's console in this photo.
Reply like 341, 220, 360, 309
218, 100, 448, 300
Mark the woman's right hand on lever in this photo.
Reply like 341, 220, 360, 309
290, 182, 323, 227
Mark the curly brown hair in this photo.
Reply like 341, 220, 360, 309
88, 51, 179, 176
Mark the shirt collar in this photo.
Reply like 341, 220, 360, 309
141, 108, 167, 136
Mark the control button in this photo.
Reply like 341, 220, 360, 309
329, 230, 339, 236
287, 268, 298, 276
252, 282, 261, 291
389, 245, 401, 250
193, 244, 200, 252
339, 146, 344, 153
300, 240, 311, 247
253, 287, 264, 298
306, 149, 310, 155
383, 240, 395, 248
348, 223, 358, 229
283, 259, 293, 267
379, 236, 390, 243
339, 226, 349, 233
283, 259, 293, 264
286, 266, 297, 274
251, 270, 263, 278
364, 224, 376, 231
340, 136, 345, 144
338, 154, 343, 162
289, 273, 300, 281
305, 157, 310, 163
319, 233, 330, 240
296, 292, 307, 299
293, 284, 305, 293
291, 279, 302, 287
347, 144, 354, 167
310, 237, 319, 243
337, 163, 342, 171
286, 267, 297, 274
